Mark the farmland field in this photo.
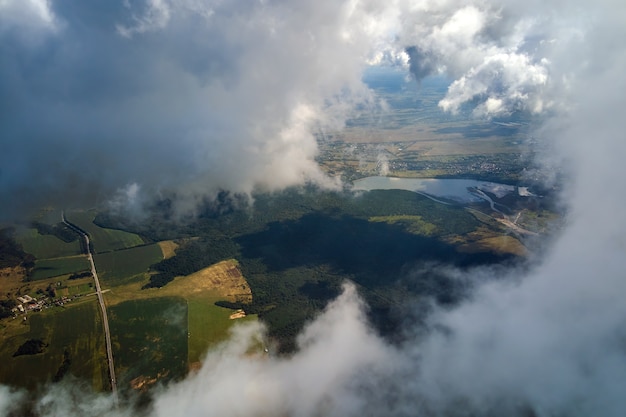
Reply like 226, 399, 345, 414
187, 295, 256, 364
0, 300, 107, 390
94, 244, 163, 287
62, 281, 95, 297
65, 210, 144, 253
104, 259, 256, 366
29, 256, 91, 281
16, 228, 82, 259
109, 297, 188, 391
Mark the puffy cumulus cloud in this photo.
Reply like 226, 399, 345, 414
0, 0, 394, 219
0, 0, 59, 31
394, 0, 585, 116
150, 284, 394, 417
116, 0, 172, 37
0, 0, 592, 219
0, 385, 24, 416
439, 53, 549, 116
396, 0, 626, 414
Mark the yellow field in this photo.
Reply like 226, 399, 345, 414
0, 266, 26, 296
445, 226, 527, 257
457, 235, 527, 256
157, 240, 179, 259
104, 259, 251, 306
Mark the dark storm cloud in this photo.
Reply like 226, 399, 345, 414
405, 46, 437, 82
0, 0, 387, 219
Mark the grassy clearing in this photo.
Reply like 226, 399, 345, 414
516, 209, 561, 234
0, 300, 107, 391
445, 227, 527, 257
158, 240, 178, 259
457, 235, 527, 256
62, 282, 94, 297
94, 244, 163, 287
65, 210, 144, 253
0, 267, 26, 297
187, 295, 256, 364
109, 297, 188, 392
106, 259, 252, 305
105, 259, 255, 366
369, 215, 438, 236
29, 256, 91, 281
16, 228, 82, 259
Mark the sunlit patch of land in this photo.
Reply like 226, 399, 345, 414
368, 215, 438, 236
104, 259, 255, 374
15, 227, 83, 259
1, 210, 256, 392
444, 226, 527, 257
158, 240, 179, 259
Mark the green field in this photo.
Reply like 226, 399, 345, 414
65, 210, 144, 253
187, 295, 256, 364
109, 297, 188, 391
94, 244, 163, 287
0, 300, 107, 390
64, 282, 94, 296
29, 256, 91, 281
35, 208, 64, 225
16, 228, 82, 259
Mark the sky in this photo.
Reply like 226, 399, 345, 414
1, 0, 626, 416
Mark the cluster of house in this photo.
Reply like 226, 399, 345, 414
11, 294, 74, 317
12, 295, 43, 315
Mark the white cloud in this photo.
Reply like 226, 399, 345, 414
2, 0, 626, 416
116, 0, 172, 38
0, 0, 59, 34
0, 0, 387, 217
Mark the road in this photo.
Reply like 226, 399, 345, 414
469, 188, 538, 236
62, 212, 118, 404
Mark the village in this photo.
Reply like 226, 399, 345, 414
8, 287, 90, 319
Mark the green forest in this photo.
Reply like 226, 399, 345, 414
96, 187, 521, 352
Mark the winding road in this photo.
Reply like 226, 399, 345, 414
468, 189, 538, 237
62, 212, 118, 404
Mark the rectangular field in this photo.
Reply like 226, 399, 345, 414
65, 210, 144, 253
16, 228, 82, 259
29, 256, 91, 281
94, 244, 163, 287
108, 297, 188, 392
0, 300, 107, 391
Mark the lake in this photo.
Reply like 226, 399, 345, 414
352, 176, 516, 204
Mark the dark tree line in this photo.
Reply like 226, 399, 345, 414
31, 222, 78, 243
0, 228, 35, 269
13, 339, 48, 357
68, 271, 93, 280
0, 299, 17, 319
144, 237, 240, 288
